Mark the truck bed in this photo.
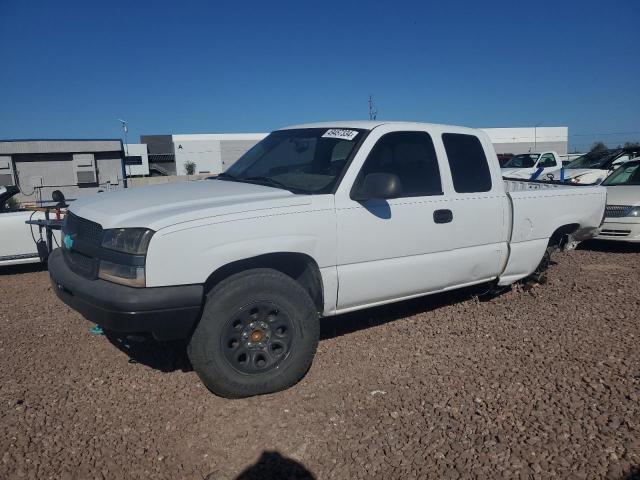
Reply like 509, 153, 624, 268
497, 178, 606, 286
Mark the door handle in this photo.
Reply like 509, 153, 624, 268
433, 209, 453, 224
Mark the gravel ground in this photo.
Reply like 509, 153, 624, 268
1, 241, 639, 480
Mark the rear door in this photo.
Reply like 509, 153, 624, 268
438, 132, 509, 286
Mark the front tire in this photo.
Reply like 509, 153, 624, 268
188, 268, 320, 398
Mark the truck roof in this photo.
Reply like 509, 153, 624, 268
280, 120, 481, 134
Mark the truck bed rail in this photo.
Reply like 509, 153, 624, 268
503, 178, 592, 192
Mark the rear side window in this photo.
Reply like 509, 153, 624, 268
357, 131, 442, 197
442, 133, 492, 193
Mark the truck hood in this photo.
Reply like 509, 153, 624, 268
501, 168, 533, 179
604, 185, 640, 207
562, 168, 609, 184
69, 179, 311, 230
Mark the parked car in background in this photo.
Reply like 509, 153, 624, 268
497, 153, 514, 167
49, 121, 606, 398
0, 186, 62, 266
562, 147, 640, 184
596, 159, 640, 242
501, 151, 561, 180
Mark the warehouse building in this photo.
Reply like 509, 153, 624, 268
481, 127, 568, 155
142, 127, 568, 175
123, 143, 150, 177
0, 139, 125, 204
140, 133, 267, 176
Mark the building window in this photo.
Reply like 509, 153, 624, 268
124, 155, 143, 166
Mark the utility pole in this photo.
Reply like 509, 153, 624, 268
534, 122, 541, 152
368, 95, 378, 120
118, 119, 131, 178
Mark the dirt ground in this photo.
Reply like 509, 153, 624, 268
1, 241, 639, 480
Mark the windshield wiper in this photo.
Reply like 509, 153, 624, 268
243, 176, 302, 193
216, 172, 239, 181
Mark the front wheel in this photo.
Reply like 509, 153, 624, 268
188, 268, 320, 398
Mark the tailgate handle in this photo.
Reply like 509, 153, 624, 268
433, 209, 453, 224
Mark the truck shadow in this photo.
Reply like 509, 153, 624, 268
104, 283, 494, 373
578, 239, 640, 253
105, 332, 193, 373
319, 283, 489, 340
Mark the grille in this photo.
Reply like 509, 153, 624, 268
62, 213, 103, 279
599, 229, 631, 237
604, 205, 633, 218
63, 249, 98, 278
64, 212, 104, 245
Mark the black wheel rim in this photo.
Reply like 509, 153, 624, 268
221, 301, 294, 375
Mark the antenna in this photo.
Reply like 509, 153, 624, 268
368, 95, 378, 120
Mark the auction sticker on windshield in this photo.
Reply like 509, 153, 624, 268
322, 129, 359, 141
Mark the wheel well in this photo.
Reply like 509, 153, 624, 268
548, 223, 580, 249
203, 253, 324, 313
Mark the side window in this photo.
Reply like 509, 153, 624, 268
442, 133, 492, 193
356, 131, 442, 197
538, 153, 556, 168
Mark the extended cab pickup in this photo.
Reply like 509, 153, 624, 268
49, 122, 606, 397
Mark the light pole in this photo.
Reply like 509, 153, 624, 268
118, 119, 131, 178
534, 122, 542, 152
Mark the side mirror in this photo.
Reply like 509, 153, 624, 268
352, 173, 402, 201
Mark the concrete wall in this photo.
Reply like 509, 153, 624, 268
220, 140, 261, 170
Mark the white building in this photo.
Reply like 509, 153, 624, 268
172, 133, 268, 175
140, 126, 569, 176
481, 127, 568, 155
123, 143, 149, 177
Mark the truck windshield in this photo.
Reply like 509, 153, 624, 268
565, 150, 621, 169
601, 161, 640, 186
221, 128, 365, 194
503, 154, 539, 168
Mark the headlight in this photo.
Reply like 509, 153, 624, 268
102, 228, 154, 254
98, 260, 146, 287
627, 207, 640, 217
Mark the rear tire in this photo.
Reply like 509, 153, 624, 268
188, 268, 319, 398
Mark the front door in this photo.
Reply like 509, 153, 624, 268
334, 127, 456, 311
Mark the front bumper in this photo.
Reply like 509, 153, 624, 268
48, 248, 203, 340
596, 220, 640, 243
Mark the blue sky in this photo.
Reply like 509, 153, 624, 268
1, 0, 638, 151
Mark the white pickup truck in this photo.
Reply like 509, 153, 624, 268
500, 151, 562, 180
49, 121, 606, 398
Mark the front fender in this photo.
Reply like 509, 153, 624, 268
144, 207, 335, 288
